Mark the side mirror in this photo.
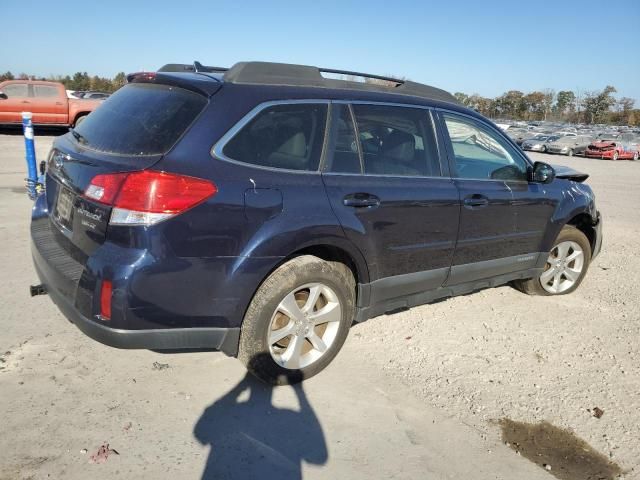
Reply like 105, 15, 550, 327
531, 161, 555, 184
0, 91, 7, 100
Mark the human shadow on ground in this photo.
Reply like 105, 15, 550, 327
194, 356, 327, 480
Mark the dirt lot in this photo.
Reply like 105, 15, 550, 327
1, 131, 638, 479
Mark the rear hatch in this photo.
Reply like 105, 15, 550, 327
44, 81, 211, 256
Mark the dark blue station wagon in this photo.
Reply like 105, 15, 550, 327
31, 61, 602, 384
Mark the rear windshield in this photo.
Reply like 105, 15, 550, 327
73, 83, 206, 156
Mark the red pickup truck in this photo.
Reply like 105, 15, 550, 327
0, 80, 103, 127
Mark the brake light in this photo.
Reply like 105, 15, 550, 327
100, 280, 112, 320
84, 170, 217, 226
126, 72, 157, 83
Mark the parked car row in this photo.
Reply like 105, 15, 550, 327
503, 121, 640, 160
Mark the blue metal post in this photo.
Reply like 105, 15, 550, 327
22, 111, 38, 199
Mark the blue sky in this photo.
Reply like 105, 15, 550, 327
2, 0, 639, 101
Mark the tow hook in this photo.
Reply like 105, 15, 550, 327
30, 284, 47, 297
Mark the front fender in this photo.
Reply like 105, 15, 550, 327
542, 180, 597, 250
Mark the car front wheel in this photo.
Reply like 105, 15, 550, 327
514, 225, 591, 296
238, 255, 355, 384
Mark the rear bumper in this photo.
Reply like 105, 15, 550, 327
33, 252, 240, 354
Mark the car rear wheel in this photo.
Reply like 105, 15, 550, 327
541, 145, 547, 152
568, 149, 574, 157
74, 115, 87, 127
238, 255, 355, 385
514, 225, 591, 296
613, 151, 619, 161
633, 151, 639, 161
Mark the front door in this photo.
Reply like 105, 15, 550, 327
31, 84, 67, 124
0, 83, 30, 123
322, 103, 460, 303
438, 111, 537, 285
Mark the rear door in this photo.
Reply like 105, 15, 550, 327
322, 103, 460, 303
31, 84, 67, 124
437, 111, 536, 284
0, 82, 30, 123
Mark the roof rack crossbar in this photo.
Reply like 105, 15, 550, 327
319, 68, 403, 85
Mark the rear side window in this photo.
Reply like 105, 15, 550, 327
74, 83, 206, 156
222, 103, 328, 171
3, 84, 28, 97
33, 85, 59, 98
352, 104, 441, 177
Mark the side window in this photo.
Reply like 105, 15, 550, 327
33, 85, 59, 98
222, 103, 327, 171
2, 84, 29, 98
352, 104, 440, 177
442, 114, 528, 181
328, 105, 361, 173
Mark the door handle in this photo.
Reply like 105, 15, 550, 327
343, 193, 380, 208
21, 100, 30, 104
55, 102, 63, 105
463, 194, 489, 208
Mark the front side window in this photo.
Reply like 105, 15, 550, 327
33, 85, 59, 98
352, 104, 440, 177
3, 84, 29, 97
222, 103, 328, 171
442, 114, 528, 181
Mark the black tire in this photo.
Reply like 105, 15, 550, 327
74, 115, 87, 127
238, 255, 355, 385
514, 225, 591, 296
612, 151, 619, 161
633, 151, 639, 161
568, 149, 574, 157
541, 145, 547, 153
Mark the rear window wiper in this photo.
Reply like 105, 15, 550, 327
69, 127, 88, 145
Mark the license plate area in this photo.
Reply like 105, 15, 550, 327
55, 187, 75, 230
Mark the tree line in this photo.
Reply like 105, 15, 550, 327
2, 70, 637, 126
454, 86, 638, 126
0, 70, 127, 93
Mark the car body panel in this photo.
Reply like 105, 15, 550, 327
0, 80, 102, 126
30, 71, 603, 355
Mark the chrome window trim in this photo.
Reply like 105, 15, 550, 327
210, 100, 331, 175
211, 99, 451, 177
324, 100, 445, 177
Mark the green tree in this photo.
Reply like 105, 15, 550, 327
454, 92, 470, 106
555, 90, 576, 116
70, 72, 91, 91
0, 71, 14, 81
523, 91, 546, 120
497, 90, 526, 119
112, 72, 127, 91
583, 86, 617, 124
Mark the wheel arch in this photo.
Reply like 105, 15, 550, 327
566, 213, 596, 254
72, 112, 90, 126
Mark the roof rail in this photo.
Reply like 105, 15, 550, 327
158, 61, 458, 104
222, 62, 459, 104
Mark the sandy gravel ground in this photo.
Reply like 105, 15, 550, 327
0, 131, 638, 479
351, 151, 640, 478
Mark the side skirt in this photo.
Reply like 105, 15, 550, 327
355, 254, 546, 323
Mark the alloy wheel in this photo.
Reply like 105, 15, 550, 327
267, 283, 342, 369
540, 241, 585, 294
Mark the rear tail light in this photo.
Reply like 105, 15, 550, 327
100, 280, 112, 320
84, 170, 217, 226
